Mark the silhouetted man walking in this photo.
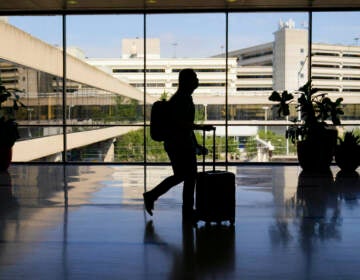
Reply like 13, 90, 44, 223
143, 68, 209, 222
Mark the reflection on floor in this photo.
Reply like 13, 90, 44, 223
0, 164, 360, 279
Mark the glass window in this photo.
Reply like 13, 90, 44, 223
228, 12, 308, 162
146, 13, 226, 162
66, 15, 144, 163
1, 16, 63, 162
4, 11, 358, 165
312, 12, 360, 93
312, 11, 360, 132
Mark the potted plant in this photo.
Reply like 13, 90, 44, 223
335, 130, 360, 173
269, 81, 344, 172
0, 79, 25, 171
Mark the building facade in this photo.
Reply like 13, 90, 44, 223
86, 19, 360, 120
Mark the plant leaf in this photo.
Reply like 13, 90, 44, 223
268, 91, 281, 102
13, 100, 18, 111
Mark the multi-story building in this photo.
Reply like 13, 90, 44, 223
1, 19, 359, 121
87, 19, 360, 119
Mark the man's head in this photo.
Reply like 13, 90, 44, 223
178, 68, 198, 94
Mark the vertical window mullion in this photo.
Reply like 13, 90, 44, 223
225, 12, 229, 167
143, 13, 147, 192
143, 13, 147, 165
308, 11, 312, 82
62, 14, 67, 163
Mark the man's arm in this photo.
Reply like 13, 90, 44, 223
193, 124, 215, 131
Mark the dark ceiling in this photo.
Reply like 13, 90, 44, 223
0, 0, 359, 13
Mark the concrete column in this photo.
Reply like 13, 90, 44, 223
103, 139, 115, 162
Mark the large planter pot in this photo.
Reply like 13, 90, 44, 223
335, 145, 360, 173
297, 129, 337, 172
0, 146, 13, 171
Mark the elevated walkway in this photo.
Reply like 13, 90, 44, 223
12, 126, 140, 161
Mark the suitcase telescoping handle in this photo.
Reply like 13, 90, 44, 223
201, 126, 216, 172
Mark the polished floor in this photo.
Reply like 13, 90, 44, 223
0, 164, 360, 279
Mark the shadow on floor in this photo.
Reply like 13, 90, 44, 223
144, 220, 235, 279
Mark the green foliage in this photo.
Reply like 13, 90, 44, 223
0, 85, 25, 118
115, 128, 145, 161
317, 96, 343, 126
159, 90, 169, 101
113, 96, 141, 123
353, 128, 360, 138
268, 90, 293, 117
114, 128, 240, 162
244, 137, 257, 159
338, 130, 360, 147
297, 82, 343, 127
0, 78, 25, 147
259, 130, 296, 155
194, 131, 240, 161
195, 106, 205, 122
269, 81, 344, 143
93, 95, 142, 123
114, 128, 168, 162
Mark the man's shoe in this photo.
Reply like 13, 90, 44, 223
143, 192, 154, 216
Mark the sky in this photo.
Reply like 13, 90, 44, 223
8, 12, 360, 59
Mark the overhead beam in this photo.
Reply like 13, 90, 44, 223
0, 21, 154, 103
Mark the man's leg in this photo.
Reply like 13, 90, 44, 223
146, 175, 183, 200
143, 175, 183, 216
143, 147, 184, 216
182, 174, 196, 217
181, 151, 197, 221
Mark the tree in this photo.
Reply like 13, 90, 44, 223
114, 128, 168, 162
114, 128, 241, 162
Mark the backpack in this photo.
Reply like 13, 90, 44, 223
150, 99, 170, 141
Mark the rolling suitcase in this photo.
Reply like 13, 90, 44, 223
196, 127, 236, 225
